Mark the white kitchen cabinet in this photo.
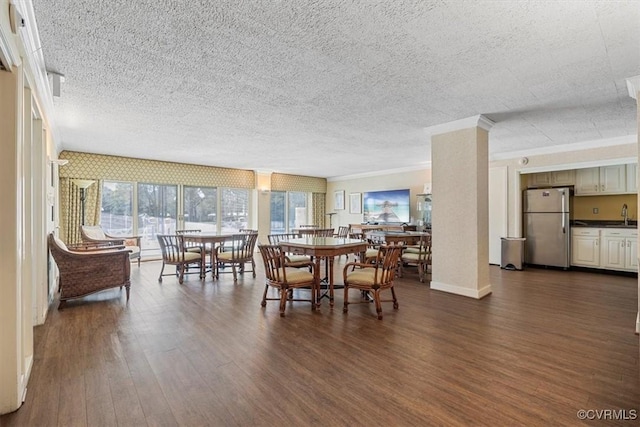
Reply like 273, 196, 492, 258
575, 165, 626, 195
575, 168, 600, 195
551, 170, 575, 186
600, 233, 625, 270
571, 228, 600, 267
600, 165, 626, 193
526, 170, 575, 188
626, 164, 637, 194
625, 238, 638, 271
601, 229, 637, 272
527, 172, 551, 188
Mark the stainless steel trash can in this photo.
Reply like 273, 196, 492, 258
501, 237, 526, 270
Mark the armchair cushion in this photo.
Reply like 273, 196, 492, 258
283, 267, 315, 284
344, 268, 377, 286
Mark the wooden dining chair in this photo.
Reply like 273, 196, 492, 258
157, 234, 203, 284
258, 244, 316, 317
268, 233, 312, 269
334, 226, 350, 238
398, 234, 432, 283
215, 232, 258, 282
342, 244, 403, 320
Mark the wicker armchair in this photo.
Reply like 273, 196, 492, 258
81, 225, 141, 267
48, 233, 132, 309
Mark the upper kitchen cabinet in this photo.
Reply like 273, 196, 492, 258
526, 170, 574, 188
527, 172, 551, 188
626, 163, 638, 194
575, 165, 626, 195
551, 170, 575, 186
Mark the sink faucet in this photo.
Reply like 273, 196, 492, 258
621, 203, 629, 226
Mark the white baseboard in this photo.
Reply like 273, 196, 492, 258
431, 281, 492, 299
636, 312, 639, 335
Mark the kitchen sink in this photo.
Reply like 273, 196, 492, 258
603, 223, 636, 228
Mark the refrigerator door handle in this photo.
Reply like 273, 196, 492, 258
561, 193, 566, 234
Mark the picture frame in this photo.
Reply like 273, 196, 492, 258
349, 192, 362, 214
334, 190, 345, 210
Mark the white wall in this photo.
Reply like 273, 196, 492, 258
326, 167, 431, 228
327, 142, 637, 238
491, 142, 637, 237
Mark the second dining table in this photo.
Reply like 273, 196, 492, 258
180, 232, 237, 278
278, 236, 368, 308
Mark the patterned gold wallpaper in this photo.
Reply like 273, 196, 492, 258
59, 151, 256, 188
271, 172, 327, 193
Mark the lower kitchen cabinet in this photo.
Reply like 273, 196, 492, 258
572, 228, 638, 272
600, 229, 637, 272
571, 228, 600, 267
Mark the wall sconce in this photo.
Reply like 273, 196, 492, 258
255, 170, 272, 194
72, 179, 96, 225
48, 157, 69, 166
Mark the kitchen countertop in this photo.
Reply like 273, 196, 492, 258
571, 220, 637, 229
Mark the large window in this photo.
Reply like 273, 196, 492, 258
100, 181, 252, 257
138, 183, 178, 252
270, 191, 308, 233
221, 188, 249, 232
183, 186, 217, 232
101, 181, 134, 236
270, 191, 286, 233
288, 192, 308, 229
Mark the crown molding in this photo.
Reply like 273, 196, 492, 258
14, 0, 60, 148
489, 134, 637, 161
626, 75, 640, 100
0, 2, 22, 69
424, 114, 495, 138
328, 163, 431, 182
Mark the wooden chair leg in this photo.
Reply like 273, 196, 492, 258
374, 289, 383, 320
343, 285, 349, 313
158, 262, 165, 282
279, 286, 288, 317
261, 285, 269, 307
391, 287, 398, 309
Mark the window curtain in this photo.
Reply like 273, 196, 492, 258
60, 178, 102, 244
312, 192, 326, 228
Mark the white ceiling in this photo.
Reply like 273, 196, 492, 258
33, 0, 639, 178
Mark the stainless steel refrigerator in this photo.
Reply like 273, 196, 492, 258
523, 187, 571, 268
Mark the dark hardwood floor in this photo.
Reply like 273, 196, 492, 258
2, 258, 638, 426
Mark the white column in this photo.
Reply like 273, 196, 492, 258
255, 171, 272, 244
626, 75, 640, 334
429, 115, 494, 299
20, 86, 34, 392
0, 65, 25, 414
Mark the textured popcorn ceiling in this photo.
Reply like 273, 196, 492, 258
33, 0, 639, 178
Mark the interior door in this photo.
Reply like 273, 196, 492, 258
489, 167, 508, 265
